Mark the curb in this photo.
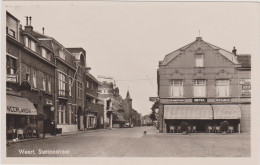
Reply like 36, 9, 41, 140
7, 128, 110, 145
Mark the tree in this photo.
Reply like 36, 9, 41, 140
150, 101, 159, 121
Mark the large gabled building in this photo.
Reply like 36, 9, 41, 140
157, 37, 251, 133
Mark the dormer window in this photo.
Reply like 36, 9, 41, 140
195, 53, 204, 67
41, 48, 51, 61
59, 50, 65, 60
24, 36, 36, 52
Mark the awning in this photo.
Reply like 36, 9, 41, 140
164, 105, 213, 119
212, 105, 241, 119
6, 95, 37, 116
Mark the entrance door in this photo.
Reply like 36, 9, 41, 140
43, 106, 51, 133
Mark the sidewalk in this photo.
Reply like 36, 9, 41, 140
7, 128, 109, 145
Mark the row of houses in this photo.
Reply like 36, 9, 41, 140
6, 11, 141, 138
156, 37, 251, 133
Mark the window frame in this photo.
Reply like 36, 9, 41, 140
169, 79, 184, 97
58, 72, 66, 97
77, 81, 83, 99
32, 68, 37, 88
216, 79, 230, 97
193, 79, 206, 97
195, 53, 204, 67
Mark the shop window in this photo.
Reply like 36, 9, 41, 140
58, 72, 66, 96
69, 105, 72, 124
77, 81, 83, 99
69, 77, 73, 96
6, 55, 16, 75
42, 74, 46, 91
32, 68, 37, 88
58, 104, 66, 124
194, 79, 206, 97
195, 54, 204, 67
48, 76, 51, 93
100, 116, 103, 125
216, 80, 230, 97
169, 80, 183, 97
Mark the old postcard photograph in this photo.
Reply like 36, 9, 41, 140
1, 1, 260, 165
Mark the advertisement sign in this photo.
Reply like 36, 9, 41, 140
216, 98, 231, 102
6, 74, 17, 82
169, 98, 184, 102
242, 84, 251, 96
7, 106, 37, 115
192, 98, 207, 102
149, 97, 159, 102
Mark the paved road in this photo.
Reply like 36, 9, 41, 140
7, 126, 250, 157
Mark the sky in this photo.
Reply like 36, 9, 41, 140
4, 1, 259, 116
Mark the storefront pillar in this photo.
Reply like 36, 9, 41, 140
109, 113, 113, 128
238, 123, 241, 133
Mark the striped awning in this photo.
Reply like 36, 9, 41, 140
212, 105, 241, 119
164, 105, 213, 119
6, 95, 37, 116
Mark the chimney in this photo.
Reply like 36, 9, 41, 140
24, 16, 33, 32
196, 37, 202, 41
232, 47, 237, 55
42, 27, 45, 34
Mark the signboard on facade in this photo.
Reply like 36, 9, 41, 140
192, 98, 207, 102
215, 98, 231, 102
45, 99, 53, 106
242, 84, 251, 96
6, 106, 37, 115
149, 97, 159, 102
169, 98, 184, 102
6, 74, 17, 82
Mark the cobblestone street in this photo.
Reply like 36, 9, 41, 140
7, 126, 250, 157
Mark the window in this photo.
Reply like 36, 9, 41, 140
69, 77, 73, 96
24, 36, 36, 52
91, 83, 94, 90
32, 69, 37, 88
42, 74, 46, 91
48, 76, 52, 93
194, 79, 206, 97
169, 80, 183, 97
77, 81, 83, 99
41, 48, 47, 58
24, 36, 29, 47
216, 80, 230, 97
30, 40, 36, 52
58, 104, 66, 124
6, 56, 16, 75
78, 66, 82, 76
8, 29, 15, 38
25, 65, 30, 82
59, 50, 65, 60
86, 81, 89, 88
58, 72, 66, 96
195, 54, 204, 67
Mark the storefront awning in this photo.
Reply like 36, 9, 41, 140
6, 95, 37, 116
212, 105, 241, 119
164, 105, 213, 119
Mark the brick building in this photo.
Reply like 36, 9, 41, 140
6, 11, 104, 137
157, 37, 251, 133
6, 12, 56, 136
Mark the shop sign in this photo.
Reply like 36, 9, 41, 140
216, 98, 231, 102
149, 97, 159, 102
192, 98, 207, 102
242, 84, 251, 96
169, 98, 184, 102
6, 74, 17, 82
7, 106, 37, 115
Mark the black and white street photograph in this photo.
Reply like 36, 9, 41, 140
2, 1, 259, 165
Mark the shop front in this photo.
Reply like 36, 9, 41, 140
85, 111, 97, 130
6, 95, 38, 139
163, 104, 241, 133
